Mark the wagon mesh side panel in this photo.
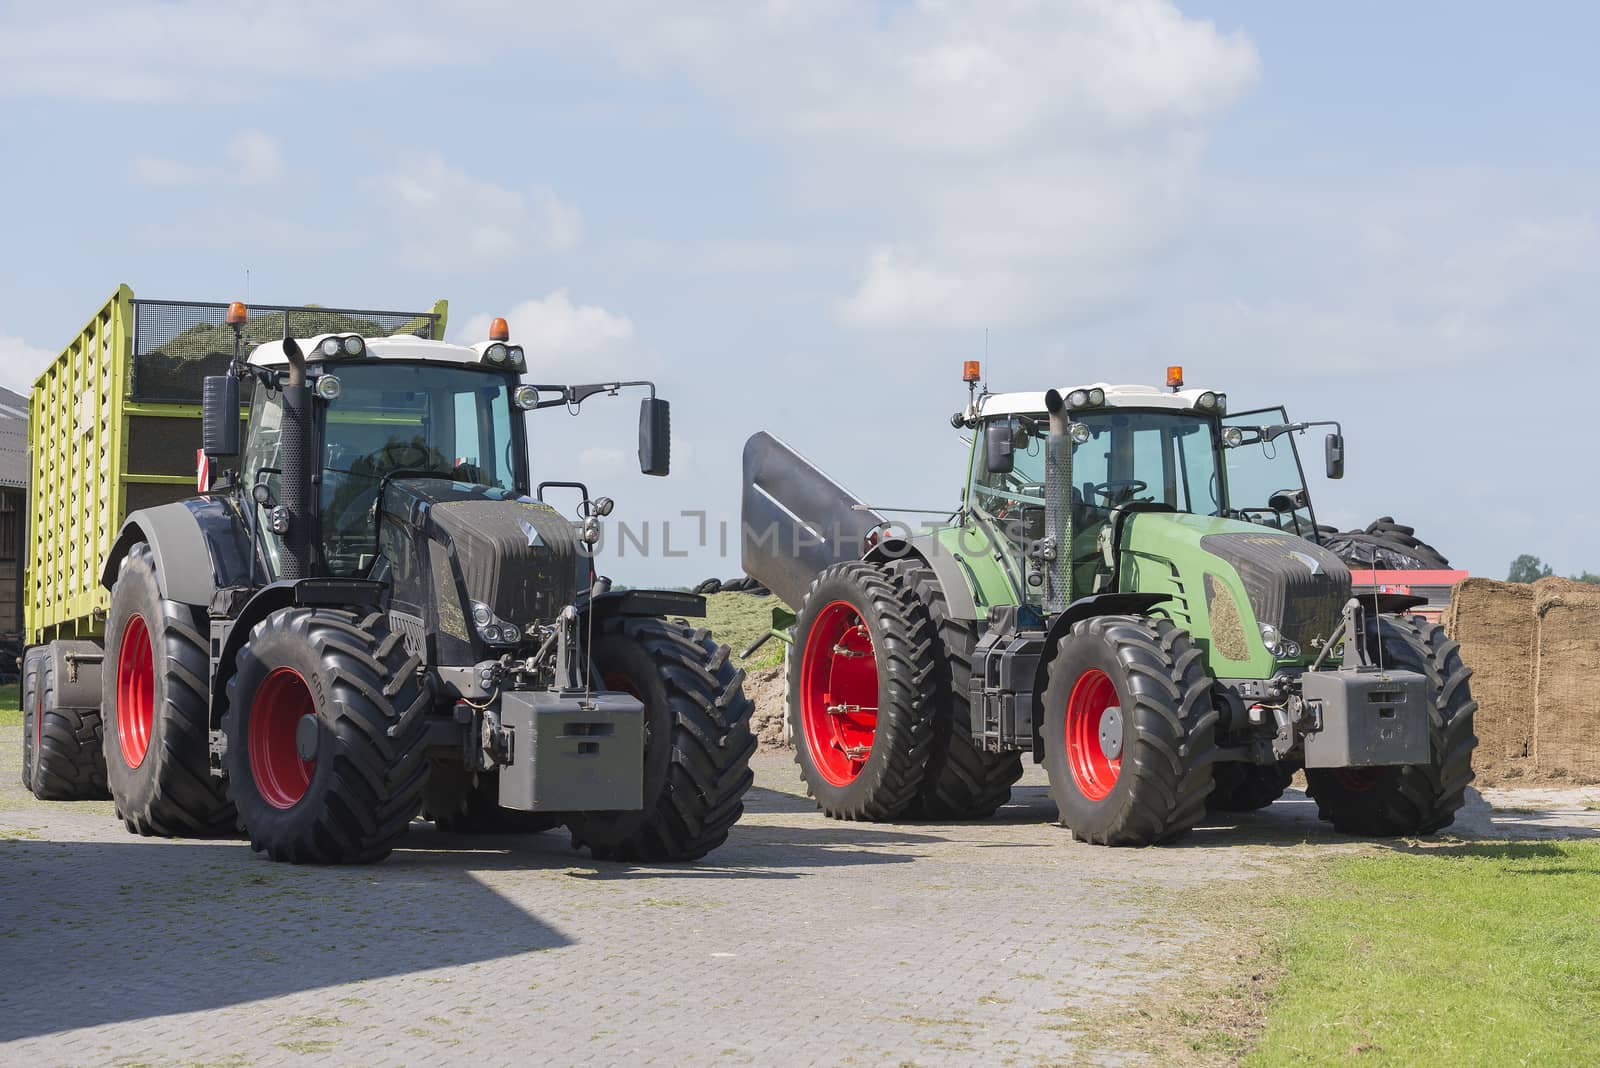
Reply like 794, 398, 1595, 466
131, 300, 444, 404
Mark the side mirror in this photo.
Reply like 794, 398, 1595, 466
202, 375, 240, 457
1325, 432, 1345, 480
984, 419, 1016, 475
639, 397, 670, 476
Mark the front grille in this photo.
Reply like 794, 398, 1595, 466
1200, 532, 1350, 647
428, 498, 578, 625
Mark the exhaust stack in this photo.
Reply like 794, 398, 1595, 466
1043, 388, 1073, 612
279, 337, 312, 580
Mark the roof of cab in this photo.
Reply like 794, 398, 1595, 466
977, 383, 1221, 417
247, 334, 488, 368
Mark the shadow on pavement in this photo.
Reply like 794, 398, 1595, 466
0, 837, 568, 1043
0, 805, 939, 1042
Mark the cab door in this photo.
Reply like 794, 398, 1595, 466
1222, 407, 1320, 537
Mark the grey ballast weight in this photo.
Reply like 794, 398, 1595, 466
497, 690, 646, 811
1301, 667, 1431, 768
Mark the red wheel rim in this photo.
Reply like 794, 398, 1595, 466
604, 672, 643, 700
799, 600, 880, 786
1332, 768, 1381, 794
1064, 668, 1121, 801
116, 615, 155, 769
249, 668, 316, 809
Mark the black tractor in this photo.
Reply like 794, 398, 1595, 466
36, 302, 754, 864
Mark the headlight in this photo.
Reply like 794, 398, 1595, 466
1214, 392, 1227, 415
343, 335, 365, 356
1221, 426, 1244, 448
514, 384, 539, 411
1087, 388, 1105, 406
1067, 389, 1089, 408
1196, 391, 1219, 410
315, 375, 342, 401
508, 345, 525, 370
319, 337, 342, 358
470, 601, 493, 627
1068, 422, 1091, 445
485, 343, 509, 364
1258, 622, 1301, 659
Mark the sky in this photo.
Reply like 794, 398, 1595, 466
1, 0, 1596, 587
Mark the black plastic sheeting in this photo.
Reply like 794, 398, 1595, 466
1315, 516, 1452, 571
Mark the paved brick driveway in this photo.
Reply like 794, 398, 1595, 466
3, 731, 1597, 1067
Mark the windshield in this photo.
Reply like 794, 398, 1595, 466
970, 409, 1223, 525
320, 362, 522, 575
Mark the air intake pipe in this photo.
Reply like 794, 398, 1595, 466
1043, 388, 1073, 613
279, 337, 312, 580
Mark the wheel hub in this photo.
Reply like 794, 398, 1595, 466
1098, 706, 1123, 760
799, 601, 880, 787
296, 713, 320, 761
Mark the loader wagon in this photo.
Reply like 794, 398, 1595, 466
19, 285, 755, 863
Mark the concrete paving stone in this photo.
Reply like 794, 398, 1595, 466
2, 731, 1597, 1067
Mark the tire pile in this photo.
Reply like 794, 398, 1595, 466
693, 576, 770, 596
1315, 516, 1451, 571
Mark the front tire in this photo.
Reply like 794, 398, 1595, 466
786, 562, 937, 821
102, 543, 234, 836
566, 616, 756, 861
1042, 615, 1217, 846
223, 608, 430, 864
1305, 615, 1477, 836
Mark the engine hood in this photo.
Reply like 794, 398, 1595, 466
1118, 512, 1351, 678
384, 479, 579, 627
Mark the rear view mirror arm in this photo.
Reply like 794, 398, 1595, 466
527, 380, 657, 411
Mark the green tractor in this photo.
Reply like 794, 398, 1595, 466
740, 365, 1476, 844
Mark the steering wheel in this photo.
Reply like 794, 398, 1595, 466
1091, 479, 1149, 504
378, 441, 433, 471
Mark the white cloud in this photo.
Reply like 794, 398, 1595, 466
368, 155, 583, 266
131, 156, 200, 186
0, 334, 54, 395
130, 129, 282, 189
227, 130, 284, 184
458, 291, 637, 378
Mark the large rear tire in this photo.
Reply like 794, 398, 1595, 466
102, 543, 235, 836
1305, 614, 1476, 836
786, 561, 937, 821
891, 562, 1023, 820
1207, 761, 1293, 813
223, 607, 431, 864
1042, 615, 1217, 846
30, 643, 110, 801
567, 616, 756, 861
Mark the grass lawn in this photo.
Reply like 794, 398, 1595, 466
0, 683, 18, 727
701, 591, 784, 670
1250, 841, 1600, 1067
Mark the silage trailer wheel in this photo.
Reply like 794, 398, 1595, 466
567, 616, 756, 861
1041, 615, 1217, 846
222, 607, 431, 864
29, 643, 110, 801
784, 561, 937, 822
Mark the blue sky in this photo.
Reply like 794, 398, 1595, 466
1, 1, 1595, 586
